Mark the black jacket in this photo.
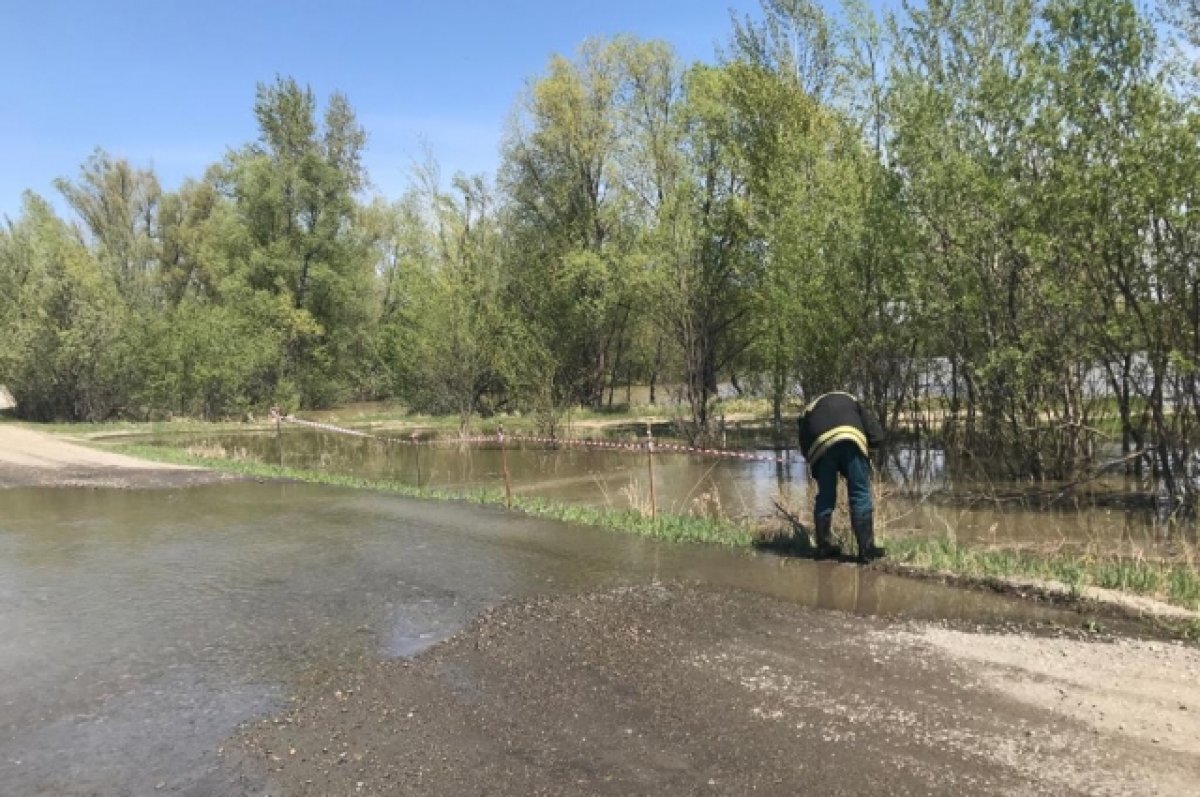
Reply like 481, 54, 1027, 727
797, 392, 885, 464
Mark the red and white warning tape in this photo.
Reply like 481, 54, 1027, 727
282, 416, 374, 439
280, 416, 792, 464
500, 433, 791, 464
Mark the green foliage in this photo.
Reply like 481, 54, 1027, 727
0, 194, 128, 420
122, 300, 283, 418
382, 171, 530, 429
2, 1, 1200, 509
220, 77, 374, 408
500, 37, 661, 415
54, 149, 162, 301
890, 535, 1200, 612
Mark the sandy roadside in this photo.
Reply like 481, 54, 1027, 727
0, 423, 226, 488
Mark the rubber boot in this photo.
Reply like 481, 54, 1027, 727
813, 514, 842, 560
852, 512, 886, 563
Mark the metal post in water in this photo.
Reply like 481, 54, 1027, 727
646, 422, 657, 520
411, 432, 421, 487
499, 424, 513, 509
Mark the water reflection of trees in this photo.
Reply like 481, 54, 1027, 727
143, 426, 1200, 550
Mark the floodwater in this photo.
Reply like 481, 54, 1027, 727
1, 481, 1114, 795
126, 426, 1195, 556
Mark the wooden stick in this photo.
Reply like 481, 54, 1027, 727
500, 425, 513, 509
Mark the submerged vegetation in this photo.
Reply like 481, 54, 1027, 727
112, 443, 757, 547
110, 437, 1200, 615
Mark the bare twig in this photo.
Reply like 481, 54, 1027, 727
772, 499, 812, 537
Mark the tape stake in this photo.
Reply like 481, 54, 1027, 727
646, 423, 657, 520
499, 424, 512, 509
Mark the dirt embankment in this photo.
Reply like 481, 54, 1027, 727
0, 424, 225, 488
231, 584, 1200, 796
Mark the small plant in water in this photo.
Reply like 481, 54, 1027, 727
619, 478, 655, 518
689, 486, 723, 518
185, 442, 230, 460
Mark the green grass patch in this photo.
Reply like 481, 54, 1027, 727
507, 497, 754, 546
888, 535, 1200, 611
711, 396, 777, 416
109, 443, 755, 547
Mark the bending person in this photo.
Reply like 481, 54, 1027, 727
798, 392, 886, 563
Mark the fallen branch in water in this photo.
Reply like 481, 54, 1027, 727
772, 499, 813, 550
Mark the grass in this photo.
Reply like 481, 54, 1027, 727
712, 396, 783, 417
886, 534, 1200, 612
504, 497, 754, 546
109, 443, 756, 547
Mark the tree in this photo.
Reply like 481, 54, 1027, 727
646, 64, 759, 437
889, 0, 1087, 478
156, 174, 226, 305
395, 169, 528, 430
54, 149, 162, 303
0, 194, 127, 420
1037, 0, 1200, 495
222, 76, 374, 407
500, 38, 646, 416
715, 1, 916, 439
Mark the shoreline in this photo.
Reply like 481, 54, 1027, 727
7, 418, 1197, 637
0, 423, 228, 489
89, 439, 1200, 637
877, 560, 1200, 632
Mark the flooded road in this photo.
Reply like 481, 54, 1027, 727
0, 481, 1107, 795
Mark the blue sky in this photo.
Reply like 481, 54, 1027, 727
0, 0, 771, 220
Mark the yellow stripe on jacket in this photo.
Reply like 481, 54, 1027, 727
806, 425, 868, 464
